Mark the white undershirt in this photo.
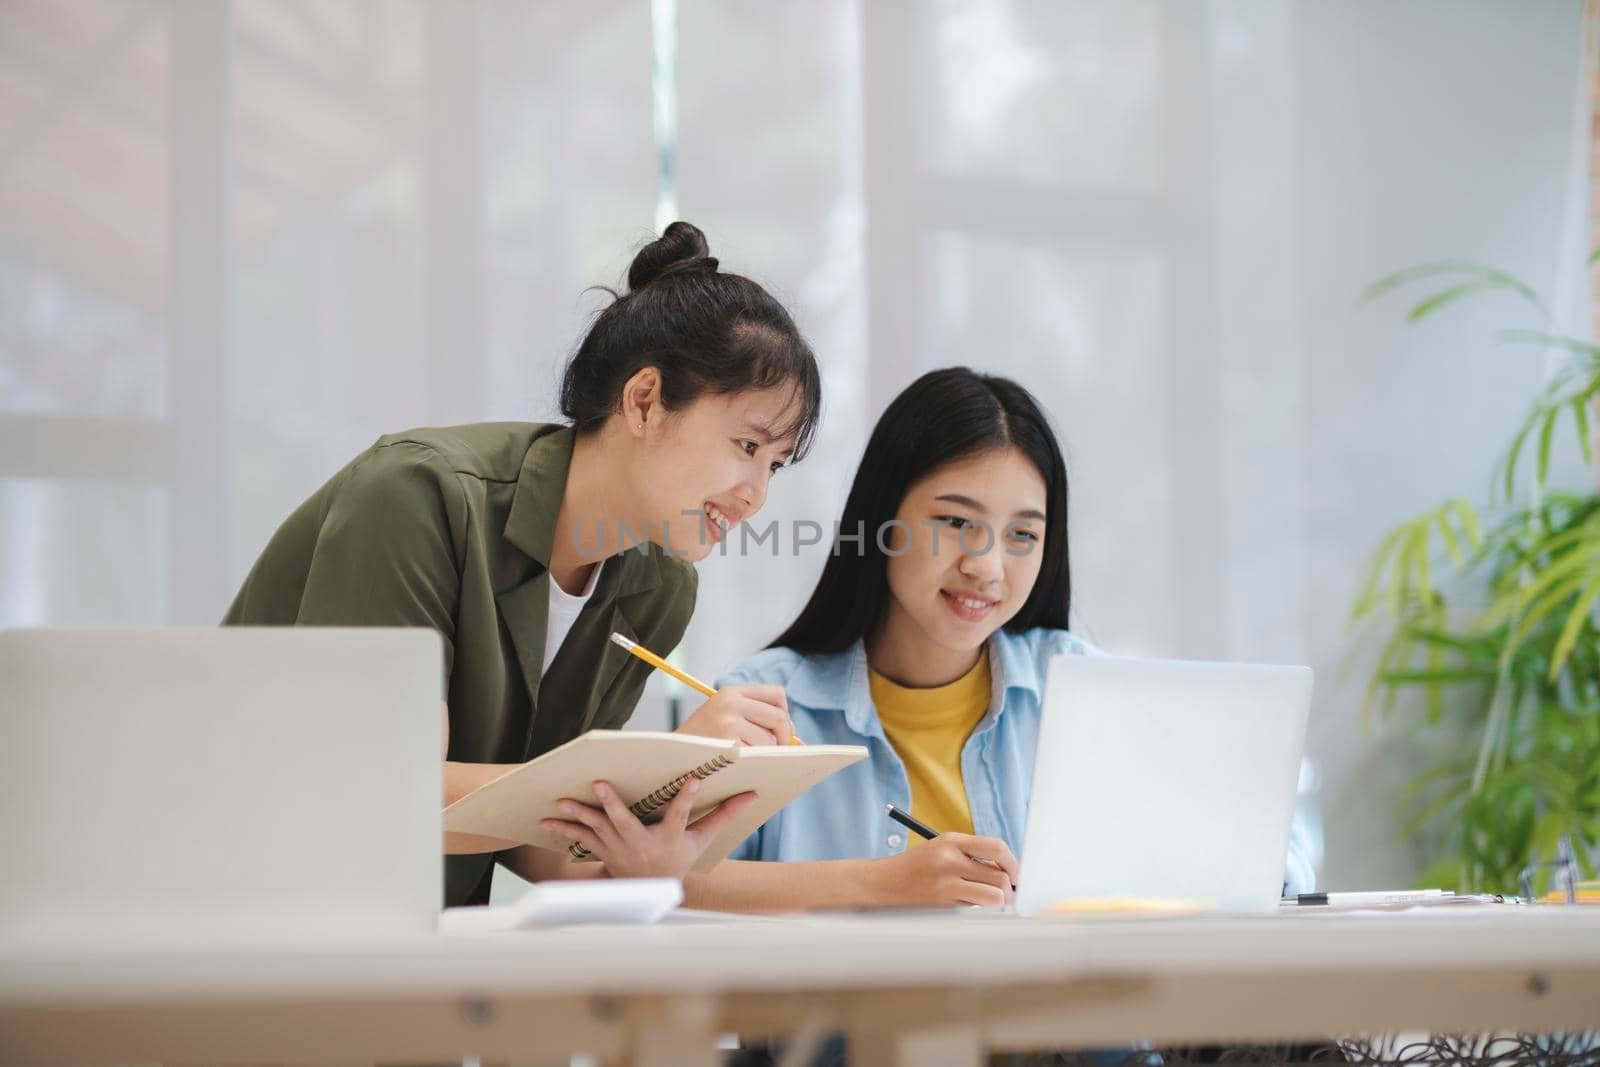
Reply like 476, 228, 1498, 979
543, 560, 604, 676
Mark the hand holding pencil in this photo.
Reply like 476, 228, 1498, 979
610, 632, 802, 747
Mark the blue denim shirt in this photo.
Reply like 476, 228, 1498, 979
715, 627, 1317, 895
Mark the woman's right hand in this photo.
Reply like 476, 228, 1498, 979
867, 833, 1019, 908
676, 684, 795, 746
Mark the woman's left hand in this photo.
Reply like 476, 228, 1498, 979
539, 778, 758, 880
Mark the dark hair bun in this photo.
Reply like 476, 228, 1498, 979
561, 220, 821, 467
627, 221, 717, 291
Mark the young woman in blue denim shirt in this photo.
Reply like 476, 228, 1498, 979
681, 367, 1316, 912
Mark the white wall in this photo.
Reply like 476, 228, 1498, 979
1, 0, 1589, 895
1291, 1, 1590, 888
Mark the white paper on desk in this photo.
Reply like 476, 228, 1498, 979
439, 878, 683, 933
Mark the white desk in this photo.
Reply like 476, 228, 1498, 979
3, 907, 1598, 1066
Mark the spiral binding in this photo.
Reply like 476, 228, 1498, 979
566, 753, 736, 861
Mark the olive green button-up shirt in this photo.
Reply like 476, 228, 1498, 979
223, 422, 698, 906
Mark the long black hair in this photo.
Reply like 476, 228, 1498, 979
559, 221, 822, 461
771, 367, 1071, 654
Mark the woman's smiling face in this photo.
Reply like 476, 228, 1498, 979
876, 446, 1049, 670
627, 382, 800, 562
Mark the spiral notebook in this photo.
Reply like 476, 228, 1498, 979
442, 731, 868, 873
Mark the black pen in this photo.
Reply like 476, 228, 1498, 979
885, 803, 938, 841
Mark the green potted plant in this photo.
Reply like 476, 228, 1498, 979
1351, 255, 1600, 895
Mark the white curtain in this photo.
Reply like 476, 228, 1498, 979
1, 0, 1587, 894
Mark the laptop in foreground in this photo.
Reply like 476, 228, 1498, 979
0, 627, 443, 947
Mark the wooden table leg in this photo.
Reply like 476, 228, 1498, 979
630, 996, 720, 1067
845, 1024, 983, 1067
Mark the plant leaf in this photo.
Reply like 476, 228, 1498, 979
1575, 394, 1595, 468
1449, 498, 1484, 550
1498, 329, 1600, 368
1502, 416, 1532, 503
1366, 261, 1542, 311
1408, 280, 1504, 322
1364, 261, 1497, 301
1501, 572, 1593, 666
1351, 521, 1416, 623
1548, 573, 1600, 681
1487, 517, 1600, 596
1363, 631, 1413, 729
1378, 668, 1500, 685
1528, 813, 1569, 891
1481, 535, 1599, 626
1405, 628, 1498, 655
1412, 526, 1434, 607
1536, 408, 1558, 491
1435, 507, 1465, 565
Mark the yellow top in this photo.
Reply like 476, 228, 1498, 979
869, 649, 992, 840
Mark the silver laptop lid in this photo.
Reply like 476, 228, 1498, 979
1017, 655, 1311, 915
0, 627, 443, 947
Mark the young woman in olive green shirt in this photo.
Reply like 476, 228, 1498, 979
225, 223, 822, 906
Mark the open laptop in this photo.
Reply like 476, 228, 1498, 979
0, 627, 443, 947
1015, 655, 1312, 916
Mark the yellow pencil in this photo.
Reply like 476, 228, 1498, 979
609, 632, 803, 745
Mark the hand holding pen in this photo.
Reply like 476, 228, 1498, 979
610, 633, 803, 747
678, 686, 796, 748
878, 804, 1019, 907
